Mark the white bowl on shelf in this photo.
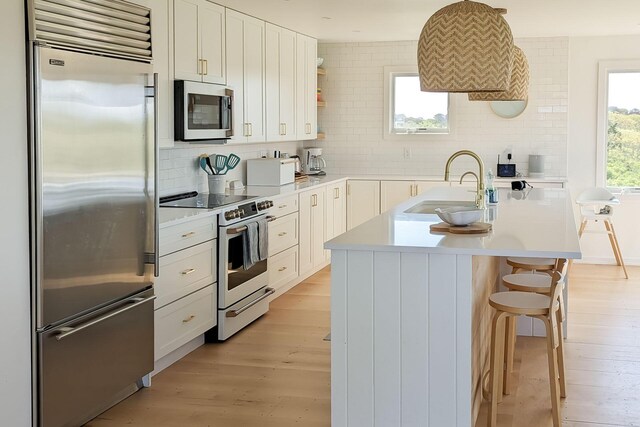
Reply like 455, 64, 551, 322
316, 57, 324, 67
434, 206, 483, 226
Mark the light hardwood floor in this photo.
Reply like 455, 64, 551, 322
90, 264, 640, 427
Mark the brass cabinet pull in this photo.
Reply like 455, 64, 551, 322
284, 123, 287, 135
198, 59, 203, 75
181, 268, 196, 276
203, 59, 208, 75
182, 315, 196, 323
182, 231, 196, 238
278, 204, 287, 209
278, 232, 287, 237
248, 123, 253, 136
278, 266, 287, 272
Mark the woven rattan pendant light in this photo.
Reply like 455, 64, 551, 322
417, 0, 514, 93
468, 45, 529, 100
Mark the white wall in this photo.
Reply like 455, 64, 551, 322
568, 35, 640, 266
316, 38, 569, 178
0, 1, 32, 426
159, 141, 302, 196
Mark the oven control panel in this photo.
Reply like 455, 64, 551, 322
256, 200, 273, 211
223, 200, 273, 223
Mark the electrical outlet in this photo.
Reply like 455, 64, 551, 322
403, 147, 411, 159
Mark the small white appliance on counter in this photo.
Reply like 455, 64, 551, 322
528, 154, 545, 178
247, 158, 296, 186
301, 148, 327, 175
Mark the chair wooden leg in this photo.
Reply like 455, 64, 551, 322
604, 220, 622, 267
511, 266, 518, 274
488, 311, 507, 427
555, 309, 567, 398
541, 316, 562, 427
503, 315, 517, 395
608, 220, 629, 279
578, 219, 587, 238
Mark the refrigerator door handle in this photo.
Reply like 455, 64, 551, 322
55, 295, 156, 341
144, 73, 160, 277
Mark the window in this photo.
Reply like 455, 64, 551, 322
384, 66, 451, 139
597, 61, 640, 190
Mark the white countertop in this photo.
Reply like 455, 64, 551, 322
159, 175, 347, 227
325, 187, 582, 259
345, 174, 567, 183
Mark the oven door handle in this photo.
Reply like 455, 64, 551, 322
226, 215, 276, 235
226, 287, 275, 318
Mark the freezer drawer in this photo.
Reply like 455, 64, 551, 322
38, 290, 154, 427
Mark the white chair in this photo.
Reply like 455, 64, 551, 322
576, 188, 628, 279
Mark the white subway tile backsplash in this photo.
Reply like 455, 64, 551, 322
318, 37, 568, 177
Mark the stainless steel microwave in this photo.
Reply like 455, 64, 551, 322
174, 80, 233, 142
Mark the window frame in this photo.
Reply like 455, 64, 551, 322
383, 66, 454, 141
596, 60, 640, 193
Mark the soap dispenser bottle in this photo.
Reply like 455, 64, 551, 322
486, 169, 498, 204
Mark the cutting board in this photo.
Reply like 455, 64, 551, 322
430, 222, 492, 234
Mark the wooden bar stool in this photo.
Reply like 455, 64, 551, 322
486, 259, 567, 427
501, 260, 568, 397
506, 256, 556, 274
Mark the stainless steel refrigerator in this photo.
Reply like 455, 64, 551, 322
29, 41, 158, 427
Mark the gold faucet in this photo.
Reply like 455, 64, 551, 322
444, 150, 486, 208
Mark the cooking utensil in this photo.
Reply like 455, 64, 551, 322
205, 156, 216, 175
225, 154, 241, 174
199, 156, 210, 175
215, 154, 227, 175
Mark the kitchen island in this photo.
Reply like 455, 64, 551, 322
325, 187, 581, 427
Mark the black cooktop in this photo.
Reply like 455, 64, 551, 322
160, 191, 255, 209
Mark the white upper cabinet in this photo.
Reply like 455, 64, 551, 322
226, 10, 266, 143
266, 24, 297, 142
296, 33, 318, 140
174, 0, 225, 84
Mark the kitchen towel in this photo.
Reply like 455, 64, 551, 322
242, 218, 269, 270
257, 217, 269, 261
243, 222, 260, 270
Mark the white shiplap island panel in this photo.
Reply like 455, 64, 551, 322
327, 187, 581, 426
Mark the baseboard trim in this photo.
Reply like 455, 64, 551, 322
575, 256, 640, 266
152, 335, 204, 376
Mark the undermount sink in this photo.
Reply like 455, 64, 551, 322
404, 200, 477, 215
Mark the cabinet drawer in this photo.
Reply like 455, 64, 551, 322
155, 240, 216, 309
160, 215, 217, 256
154, 285, 216, 360
267, 194, 298, 218
268, 212, 298, 256
268, 245, 298, 291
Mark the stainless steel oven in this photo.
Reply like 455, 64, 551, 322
217, 199, 275, 340
174, 80, 233, 142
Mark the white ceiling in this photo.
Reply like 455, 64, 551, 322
214, 0, 640, 42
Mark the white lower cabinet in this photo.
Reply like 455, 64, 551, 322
268, 212, 298, 257
267, 194, 300, 293
325, 181, 347, 260
154, 240, 216, 309
299, 186, 326, 275
269, 245, 299, 291
154, 285, 216, 360
346, 180, 380, 230
380, 181, 415, 213
155, 215, 217, 362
